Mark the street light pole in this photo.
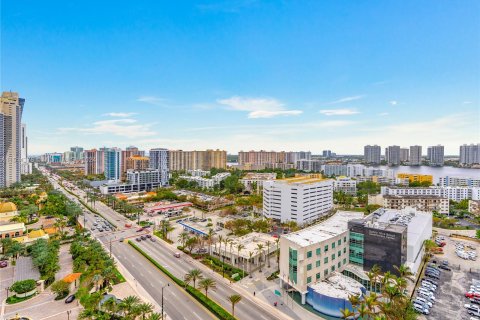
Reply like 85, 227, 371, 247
161, 283, 170, 320
67, 310, 71, 320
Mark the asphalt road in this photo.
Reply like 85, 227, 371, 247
137, 239, 282, 320
42, 168, 287, 320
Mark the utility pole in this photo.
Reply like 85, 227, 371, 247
161, 283, 170, 320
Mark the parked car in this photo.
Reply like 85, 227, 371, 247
465, 304, 480, 314
413, 304, 429, 315
65, 295, 75, 303
415, 297, 433, 307
150, 237, 156, 242
125, 223, 132, 228
438, 265, 451, 271
466, 292, 480, 299
137, 228, 144, 232
0, 260, 8, 268
146, 234, 152, 238
140, 236, 147, 240
136, 237, 142, 242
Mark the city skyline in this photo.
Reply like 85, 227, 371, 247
2, 1, 479, 154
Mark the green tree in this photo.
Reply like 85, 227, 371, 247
185, 269, 203, 288
198, 278, 217, 298
476, 229, 480, 240
51, 280, 70, 298
227, 294, 242, 317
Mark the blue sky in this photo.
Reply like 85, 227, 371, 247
2, 0, 479, 155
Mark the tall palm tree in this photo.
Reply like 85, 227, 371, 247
78, 309, 97, 320
217, 235, 224, 257
266, 240, 271, 268
206, 228, 215, 255
102, 297, 118, 315
185, 269, 203, 288
236, 244, 245, 268
198, 278, 217, 298
248, 251, 254, 275
275, 238, 280, 267
256, 243, 265, 272
348, 293, 361, 311
357, 303, 370, 320
393, 264, 414, 282
227, 294, 242, 317
178, 232, 189, 248
137, 302, 154, 320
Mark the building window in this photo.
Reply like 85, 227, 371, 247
316, 273, 320, 280
316, 260, 320, 267
338, 239, 341, 246
316, 248, 321, 255
307, 264, 312, 271
331, 265, 335, 272
343, 258, 347, 265
338, 261, 341, 268
324, 269, 328, 276
324, 245, 328, 252
338, 251, 341, 257
324, 257, 328, 264
307, 251, 312, 258
331, 254, 335, 261
344, 236, 347, 243
332, 242, 336, 249
343, 248, 346, 254
307, 276, 312, 284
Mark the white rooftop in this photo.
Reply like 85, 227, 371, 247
283, 211, 364, 247
309, 272, 364, 300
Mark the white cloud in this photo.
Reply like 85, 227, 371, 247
59, 119, 156, 138
217, 96, 302, 118
137, 96, 166, 106
379, 112, 389, 116
326, 95, 365, 105
319, 109, 360, 116
104, 112, 137, 117
389, 100, 398, 106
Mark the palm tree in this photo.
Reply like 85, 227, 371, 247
248, 251, 254, 275
119, 295, 141, 317
102, 297, 118, 315
206, 228, 215, 255
227, 294, 242, 317
185, 269, 203, 288
137, 302, 154, 319
160, 219, 171, 240
348, 293, 361, 311
146, 313, 162, 320
236, 244, 245, 268
393, 264, 414, 282
256, 243, 265, 272
266, 240, 271, 268
357, 303, 370, 319
217, 235, 224, 256
198, 278, 217, 298
275, 238, 280, 267
78, 309, 97, 320
178, 232, 189, 248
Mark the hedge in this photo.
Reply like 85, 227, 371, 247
128, 241, 236, 320
10, 279, 36, 294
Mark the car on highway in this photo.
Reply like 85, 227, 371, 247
0, 260, 8, 268
146, 234, 152, 238
140, 235, 147, 240
65, 295, 75, 303
174, 252, 181, 258
136, 237, 142, 242
125, 223, 132, 228
150, 238, 156, 242
137, 228, 144, 232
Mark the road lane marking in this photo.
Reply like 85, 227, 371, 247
192, 312, 202, 320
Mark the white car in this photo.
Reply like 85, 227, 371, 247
414, 297, 433, 308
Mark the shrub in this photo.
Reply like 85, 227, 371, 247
10, 279, 36, 294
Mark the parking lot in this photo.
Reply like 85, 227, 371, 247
422, 233, 480, 319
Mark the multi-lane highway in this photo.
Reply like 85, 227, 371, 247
41, 168, 288, 320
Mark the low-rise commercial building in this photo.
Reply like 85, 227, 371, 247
99, 169, 165, 194
178, 172, 231, 189
0, 202, 18, 222
383, 195, 449, 214
439, 176, 480, 188
239, 172, 276, 192
0, 222, 26, 239
333, 177, 357, 195
263, 177, 333, 225
397, 173, 433, 184
381, 186, 480, 201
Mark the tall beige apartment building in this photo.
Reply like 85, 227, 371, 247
168, 149, 226, 171
1, 92, 25, 187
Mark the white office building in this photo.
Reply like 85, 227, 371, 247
381, 186, 480, 201
322, 164, 347, 176
99, 169, 162, 194
296, 160, 322, 172
263, 177, 333, 225
240, 172, 276, 191
179, 172, 230, 189
459, 144, 480, 166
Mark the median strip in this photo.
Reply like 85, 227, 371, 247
128, 240, 236, 320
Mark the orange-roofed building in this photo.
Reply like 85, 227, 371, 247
63, 273, 82, 291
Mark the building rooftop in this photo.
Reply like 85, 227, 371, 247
241, 172, 277, 180
0, 222, 25, 232
228, 232, 277, 258
0, 202, 17, 213
309, 272, 364, 300
383, 195, 447, 199
283, 211, 364, 247
276, 176, 328, 185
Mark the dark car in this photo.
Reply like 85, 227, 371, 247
65, 295, 76, 304
136, 228, 144, 232
0, 260, 7, 268
136, 237, 142, 242
146, 234, 152, 238
140, 235, 147, 240
438, 265, 451, 271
